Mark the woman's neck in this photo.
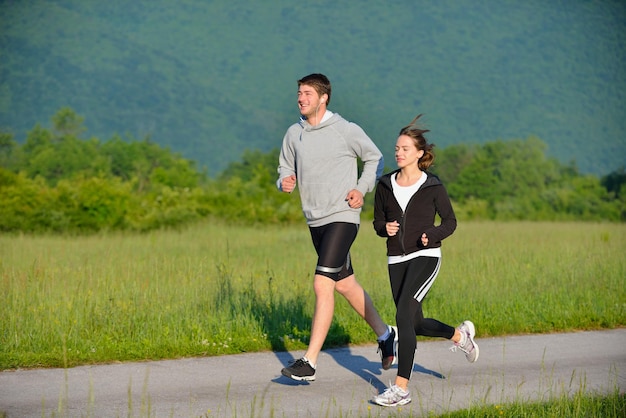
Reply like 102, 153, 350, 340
396, 167, 423, 187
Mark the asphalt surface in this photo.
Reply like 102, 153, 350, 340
1, 329, 624, 417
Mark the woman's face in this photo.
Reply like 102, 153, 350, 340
395, 135, 424, 169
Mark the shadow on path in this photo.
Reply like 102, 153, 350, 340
240, 270, 445, 391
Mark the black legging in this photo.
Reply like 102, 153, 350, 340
388, 256, 455, 380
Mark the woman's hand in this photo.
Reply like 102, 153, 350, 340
386, 221, 400, 236
421, 233, 429, 246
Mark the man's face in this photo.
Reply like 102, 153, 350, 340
297, 84, 324, 119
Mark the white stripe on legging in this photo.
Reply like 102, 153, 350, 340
413, 256, 441, 302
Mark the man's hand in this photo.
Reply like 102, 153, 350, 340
281, 175, 296, 193
345, 189, 364, 208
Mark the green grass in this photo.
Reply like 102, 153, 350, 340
437, 388, 625, 418
1, 221, 624, 370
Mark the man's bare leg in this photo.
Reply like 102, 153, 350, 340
335, 274, 388, 337
303, 274, 337, 365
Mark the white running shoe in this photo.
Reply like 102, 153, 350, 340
451, 320, 479, 363
373, 384, 411, 407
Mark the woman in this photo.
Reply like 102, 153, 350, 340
371, 115, 479, 407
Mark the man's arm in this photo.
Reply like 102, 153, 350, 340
350, 124, 384, 196
276, 132, 297, 192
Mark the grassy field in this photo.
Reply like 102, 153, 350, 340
1, 220, 624, 370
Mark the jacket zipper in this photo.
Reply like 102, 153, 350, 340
397, 186, 423, 256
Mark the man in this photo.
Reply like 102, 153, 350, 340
276, 73, 397, 381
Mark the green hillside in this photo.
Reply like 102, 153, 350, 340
1, 0, 624, 175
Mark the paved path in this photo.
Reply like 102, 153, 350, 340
1, 329, 625, 417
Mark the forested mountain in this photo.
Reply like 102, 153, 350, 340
1, 0, 624, 175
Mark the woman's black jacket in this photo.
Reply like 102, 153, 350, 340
373, 170, 457, 256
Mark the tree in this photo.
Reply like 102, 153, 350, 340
51, 107, 87, 138
601, 167, 626, 199
447, 137, 564, 216
0, 131, 18, 170
218, 148, 279, 183
432, 143, 476, 185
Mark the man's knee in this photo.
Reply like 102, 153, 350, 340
313, 274, 336, 294
335, 274, 359, 295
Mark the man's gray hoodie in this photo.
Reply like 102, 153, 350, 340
277, 112, 384, 227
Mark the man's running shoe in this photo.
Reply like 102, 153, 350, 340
281, 357, 316, 381
377, 325, 398, 370
373, 384, 411, 407
450, 320, 479, 363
